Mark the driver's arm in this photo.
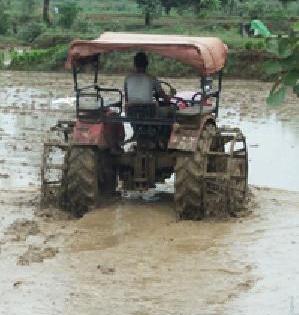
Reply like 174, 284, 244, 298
153, 78, 170, 103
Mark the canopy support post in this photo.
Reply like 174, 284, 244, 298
200, 76, 206, 116
73, 66, 80, 117
94, 55, 99, 87
215, 70, 222, 118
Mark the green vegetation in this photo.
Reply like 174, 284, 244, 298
0, 0, 298, 82
5, 45, 68, 71
56, 1, 80, 29
136, 0, 162, 26
0, 0, 9, 35
265, 23, 299, 105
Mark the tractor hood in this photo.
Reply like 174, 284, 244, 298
65, 32, 228, 76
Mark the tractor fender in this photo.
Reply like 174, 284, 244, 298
168, 114, 215, 152
72, 120, 124, 148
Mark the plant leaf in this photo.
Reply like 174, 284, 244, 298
278, 38, 293, 58
267, 85, 287, 106
292, 22, 299, 32
283, 71, 299, 86
264, 60, 282, 75
293, 84, 299, 97
266, 38, 279, 56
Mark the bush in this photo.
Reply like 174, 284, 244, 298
239, 0, 268, 19
254, 41, 265, 50
33, 33, 74, 48
73, 16, 92, 33
18, 22, 46, 43
58, 1, 80, 29
244, 41, 253, 50
9, 45, 68, 70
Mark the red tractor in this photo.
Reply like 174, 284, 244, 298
41, 32, 248, 219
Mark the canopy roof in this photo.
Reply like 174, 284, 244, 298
66, 32, 228, 75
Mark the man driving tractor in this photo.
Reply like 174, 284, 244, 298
124, 52, 170, 111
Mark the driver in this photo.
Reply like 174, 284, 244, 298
124, 52, 169, 110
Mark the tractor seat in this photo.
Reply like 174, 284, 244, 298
126, 103, 157, 119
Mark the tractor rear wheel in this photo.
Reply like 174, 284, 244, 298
65, 147, 99, 217
175, 124, 248, 220
175, 124, 215, 220
61, 147, 116, 217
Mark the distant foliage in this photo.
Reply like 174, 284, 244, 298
18, 22, 46, 43
238, 0, 268, 18
244, 40, 265, 50
136, 0, 162, 26
73, 15, 93, 33
9, 45, 68, 70
279, 0, 297, 8
57, 1, 80, 29
177, 0, 220, 14
221, 0, 238, 14
160, 0, 179, 14
21, 0, 37, 18
264, 23, 299, 105
0, 0, 9, 34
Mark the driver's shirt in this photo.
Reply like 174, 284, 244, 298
124, 73, 163, 105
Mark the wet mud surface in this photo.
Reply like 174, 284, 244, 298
0, 71, 299, 314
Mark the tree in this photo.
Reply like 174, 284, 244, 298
0, 0, 9, 35
57, 1, 80, 29
23, 0, 37, 16
279, 0, 296, 8
264, 23, 299, 105
43, 0, 50, 25
18, 0, 37, 22
136, 0, 162, 26
176, 0, 220, 15
160, 0, 179, 15
221, 0, 235, 14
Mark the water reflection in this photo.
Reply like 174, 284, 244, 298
219, 108, 299, 191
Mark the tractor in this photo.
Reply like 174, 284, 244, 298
41, 32, 248, 219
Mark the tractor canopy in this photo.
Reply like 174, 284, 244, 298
66, 32, 228, 76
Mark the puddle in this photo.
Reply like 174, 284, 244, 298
219, 109, 299, 191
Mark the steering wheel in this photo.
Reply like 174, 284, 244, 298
158, 80, 177, 97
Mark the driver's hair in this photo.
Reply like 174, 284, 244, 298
134, 52, 148, 69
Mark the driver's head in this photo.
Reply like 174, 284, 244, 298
134, 52, 148, 72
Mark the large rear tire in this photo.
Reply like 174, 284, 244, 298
175, 125, 215, 220
65, 147, 99, 217
175, 125, 248, 220
61, 147, 117, 217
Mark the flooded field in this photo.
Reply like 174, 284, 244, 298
0, 71, 299, 315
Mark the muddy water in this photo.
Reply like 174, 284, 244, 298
0, 71, 299, 315
218, 80, 299, 191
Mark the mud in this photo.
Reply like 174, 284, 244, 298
17, 245, 59, 266
0, 71, 299, 314
4, 219, 40, 242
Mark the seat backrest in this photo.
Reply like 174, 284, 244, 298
125, 73, 154, 105
127, 103, 156, 119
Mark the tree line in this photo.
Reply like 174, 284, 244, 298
137, 0, 297, 26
